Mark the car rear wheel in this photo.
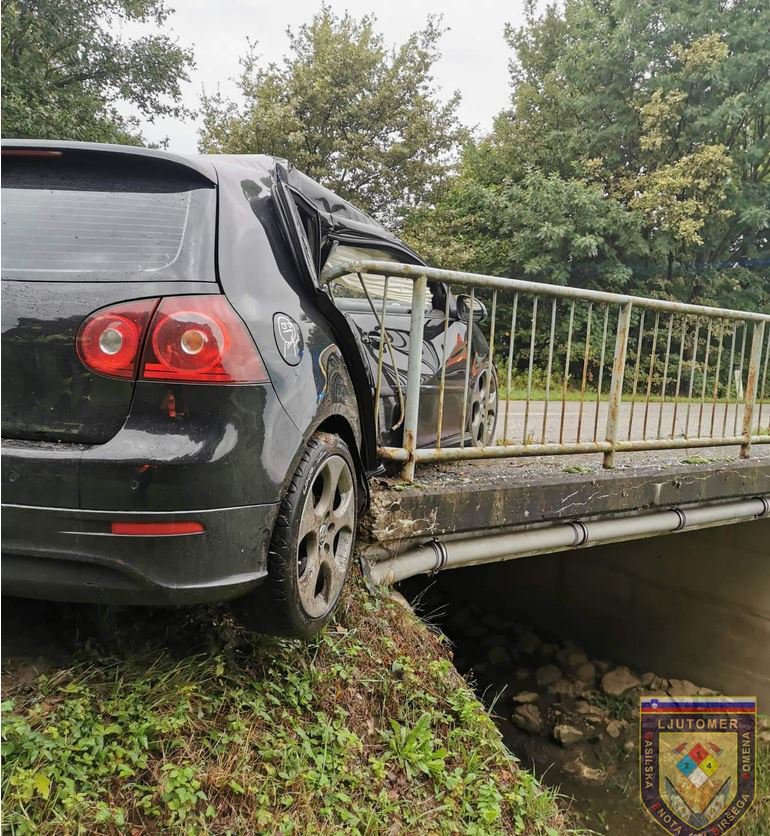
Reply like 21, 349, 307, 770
468, 366, 498, 446
238, 431, 358, 638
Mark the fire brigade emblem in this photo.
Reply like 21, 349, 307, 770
640, 696, 756, 835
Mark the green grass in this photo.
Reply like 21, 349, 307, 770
496, 367, 770, 406
499, 387, 594, 402
498, 386, 770, 405
1, 577, 568, 835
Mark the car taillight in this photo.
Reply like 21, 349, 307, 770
77, 295, 269, 384
77, 299, 159, 379
141, 296, 269, 383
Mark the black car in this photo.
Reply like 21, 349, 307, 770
1, 140, 495, 636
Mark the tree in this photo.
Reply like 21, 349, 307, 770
198, 6, 465, 225
2, 0, 194, 144
405, 161, 647, 292
406, 0, 770, 312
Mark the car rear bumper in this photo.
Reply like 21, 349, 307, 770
1, 502, 278, 605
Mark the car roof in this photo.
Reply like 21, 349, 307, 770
203, 153, 417, 256
2, 139, 417, 258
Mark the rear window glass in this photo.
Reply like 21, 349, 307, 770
1, 154, 216, 282
3, 189, 190, 272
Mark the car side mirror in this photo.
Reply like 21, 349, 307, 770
456, 294, 488, 324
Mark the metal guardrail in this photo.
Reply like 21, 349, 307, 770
323, 260, 770, 482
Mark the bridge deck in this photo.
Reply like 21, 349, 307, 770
361, 449, 770, 559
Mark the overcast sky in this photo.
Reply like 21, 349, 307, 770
131, 0, 529, 152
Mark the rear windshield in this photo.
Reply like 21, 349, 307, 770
1, 153, 216, 282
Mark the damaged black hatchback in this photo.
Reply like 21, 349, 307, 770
1, 140, 494, 636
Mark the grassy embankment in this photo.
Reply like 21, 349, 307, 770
1, 578, 568, 835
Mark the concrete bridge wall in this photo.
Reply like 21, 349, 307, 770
443, 518, 770, 709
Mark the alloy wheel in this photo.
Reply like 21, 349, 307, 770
295, 455, 356, 619
470, 368, 498, 446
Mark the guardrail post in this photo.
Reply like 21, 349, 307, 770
603, 302, 633, 469
401, 273, 428, 482
741, 320, 765, 459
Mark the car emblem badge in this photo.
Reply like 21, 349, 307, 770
640, 695, 756, 835
273, 313, 304, 366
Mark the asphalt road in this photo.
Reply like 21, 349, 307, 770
432, 399, 770, 475
494, 398, 767, 446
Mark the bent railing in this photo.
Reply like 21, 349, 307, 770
322, 260, 770, 482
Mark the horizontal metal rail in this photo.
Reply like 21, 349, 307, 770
323, 260, 770, 481
323, 261, 770, 322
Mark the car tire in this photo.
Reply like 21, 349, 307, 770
236, 431, 358, 638
468, 366, 498, 446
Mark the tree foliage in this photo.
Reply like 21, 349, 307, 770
405, 0, 770, 311
198, 5, 466, 225
1, 0, 194, 144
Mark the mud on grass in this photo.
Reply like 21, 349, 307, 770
1, 575, 569, 835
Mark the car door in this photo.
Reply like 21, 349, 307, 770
323, 243, 469, 448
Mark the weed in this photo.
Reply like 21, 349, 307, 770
384, 713, 448, 779
587, 690, 636, 721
